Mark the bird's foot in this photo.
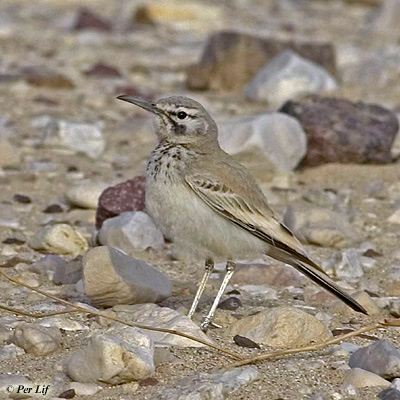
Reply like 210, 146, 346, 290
200, 319, 221, 332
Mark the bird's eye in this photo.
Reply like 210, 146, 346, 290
177, 111, 187, 119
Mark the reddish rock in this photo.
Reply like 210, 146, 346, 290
186, 31, 336, 92
72, 8, 112, 31
84, 63, 122, 78
280, 96, 399, 166
96, 176, 146, 229
230, 263, 303, 287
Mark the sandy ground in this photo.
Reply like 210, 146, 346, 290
0, 0, 399, 399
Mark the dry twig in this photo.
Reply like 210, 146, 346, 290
225, 318, 400, 369
0, 269, 242, 360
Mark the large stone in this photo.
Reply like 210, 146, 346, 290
12, 322, 62, 356
283, 206, 360, 248
29, 224, 88, 256
98, 212, 164, 253
66, 182, 108, 209
218, 113, 307, 171
96, 176, 146, 229
227, 306, 332, 348
83, 246, 172, 307
349, 340, 400, 380
280, 96, 399, 167
22, 66, 74, 89
113, 303, 212, 348
344, 368, 390, 388
379, 388, 400, 400
187, 31, 336, 92
155, 367, 259, 400
243, 50, 337, 107
66, 327, 154, 384
33, 116, 105, 159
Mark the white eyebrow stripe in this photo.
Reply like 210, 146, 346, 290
160, 105, 199, 115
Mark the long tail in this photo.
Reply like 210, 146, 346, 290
268, 248, 368, 315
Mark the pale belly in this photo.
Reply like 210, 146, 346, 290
145, 179, 269, 262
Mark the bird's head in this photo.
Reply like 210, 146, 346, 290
117, 95, 218, 143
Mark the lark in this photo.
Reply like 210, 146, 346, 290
117, 95, 368, 331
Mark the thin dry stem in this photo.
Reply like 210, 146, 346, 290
225, 319, 400, 369
0, 270, 242, 360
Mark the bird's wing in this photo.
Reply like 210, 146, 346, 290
185, 174, 315, 268
185, 174, 368, 315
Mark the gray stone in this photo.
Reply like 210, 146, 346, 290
243, 50, 337, 107
29, 224, 88, 256
227, 306, 332, 348
349, 340, 400, 379
33, 116, 105, 158
322, 248, 364, 278
283, 206, 360, 249
341, 342, 362, 355
0, 374, 33, 399
65, 182, 108, 209
379, 388, 400, 400
155, 366, 259, 400
29, 254, 67, 280
83, 246, 172, 307
66, 327, 154, 384
217, 112, 307, 172
113, 303, 212, 348
52, 257, 82, 285
12, 322, 62, 356
98, 211, 164, 253
0, 344, 25, 359
344, 368, 390, 388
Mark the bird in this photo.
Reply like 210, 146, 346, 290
116, 94, 368, 332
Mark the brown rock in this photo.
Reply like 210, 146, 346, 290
23, 66, 74, 89
84, 63, 122, 78
280, 96, 399, 167
186, 31, 336, 92
96, 176, 146, 229
72, 8, 112, 31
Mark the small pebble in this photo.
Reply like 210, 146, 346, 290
218, 297, 242, 311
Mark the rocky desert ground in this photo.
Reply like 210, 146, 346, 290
0, 0, 400, 399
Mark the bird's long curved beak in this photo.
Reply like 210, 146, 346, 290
116, 95, 161, 115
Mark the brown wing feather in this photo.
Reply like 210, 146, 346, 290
185, 174, 368, 315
